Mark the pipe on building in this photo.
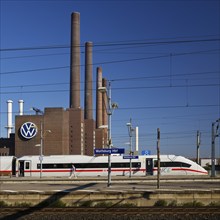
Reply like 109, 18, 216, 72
6, 100, 13, 138
18, 100, 24, 116
84, 42, 93, 119
70, 12, 81, 109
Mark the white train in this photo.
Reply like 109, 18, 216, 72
0, 154, 208, 177
0, 156, 17, 176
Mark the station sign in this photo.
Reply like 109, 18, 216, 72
123, 155, 139, 159
141, 150, 151, 155
94, 148, 125, 155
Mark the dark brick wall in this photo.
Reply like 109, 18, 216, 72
13, 107, 107, 157
15, 108, 70, 157
84, 119, 95, 156
0, 133, 15, 156
44, 108, 69, 155
67, 108, 84, 155
15, 115, 43, 157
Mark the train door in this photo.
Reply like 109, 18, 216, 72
24, 161, 31, 176
146, 158, 153, 175
19, 161, 24, 177
12, 157, 17, 176
19, 160, 31, 177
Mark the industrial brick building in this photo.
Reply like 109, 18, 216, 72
1, 12, 108, 157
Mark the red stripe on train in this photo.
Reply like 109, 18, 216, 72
25, 168, 146, 173
153, 168, 207, 174
171, 168, 208, 174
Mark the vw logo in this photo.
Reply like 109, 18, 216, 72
20, 122, 38, 139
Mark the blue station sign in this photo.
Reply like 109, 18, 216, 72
141, 150, 151, 155
94, 148, 125, 155
123, 155, 139, 159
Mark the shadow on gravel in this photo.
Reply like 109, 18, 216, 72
1, 182, 97, 220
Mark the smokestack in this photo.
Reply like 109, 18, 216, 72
84, 42, 93, 119
6, 100, 13, 138
102, 78, 108, 127
70, 12, 81, 108
96, 67, 103, 128
18, 100, 24, 115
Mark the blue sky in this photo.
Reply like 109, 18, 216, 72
0, 0, 220, 158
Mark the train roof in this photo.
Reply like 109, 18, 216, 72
18, 154, 179, 161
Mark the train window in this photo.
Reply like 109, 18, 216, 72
37, 162, 141, 169
25, 162, 30, 169
154, 161, 191, 168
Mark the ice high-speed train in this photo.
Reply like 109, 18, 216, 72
0, 154, 208, 177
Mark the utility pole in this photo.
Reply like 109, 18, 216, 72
126, 118, 133, 178
157, 128, 160, 189
98, 81, 118, 187
196, 131, 201, 165
211, 119, 220, 177
107, 81, 112, 187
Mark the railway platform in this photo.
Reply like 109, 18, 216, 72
0, 175, 220, 208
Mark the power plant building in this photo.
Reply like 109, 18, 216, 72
1, 12, 108, 157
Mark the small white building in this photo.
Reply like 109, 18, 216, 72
200, 158, 218, 167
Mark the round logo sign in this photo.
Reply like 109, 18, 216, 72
20, 122, 38, 139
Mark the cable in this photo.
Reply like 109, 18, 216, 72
1, 37, 219, 52
0, 70, 219, 90
0, 66, 69, 75
111, 71, 219, 82
112, 104, 218, 110
0, 82, 219, 94
1, 52, 69, 60
113, 83, 220, 90
1, 49, 219, 75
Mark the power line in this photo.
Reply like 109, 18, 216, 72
0, 71, 219, 90
111, 71, 219, 82
95, 38, 220, 47
1, 52, 69, 60
0, 66, 69, 75
118, 104, 219, 110
1, 49, 219, 75
0, 83, 219, 94
113, 83, 220, 90
0, 103, 218, 115
1, 38, 219, 52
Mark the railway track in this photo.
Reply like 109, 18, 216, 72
0, 207, 220, 220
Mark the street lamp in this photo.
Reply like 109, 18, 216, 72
35, 121, 51, 178
98, 80, 118, 187
211, 118, 220, 177
126, 118, 134, 178
31, 107, 44, 115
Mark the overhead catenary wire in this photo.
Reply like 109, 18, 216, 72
1, 37, 219, 52
0, 70, 219, 89
0, 103, 218, 115
0, 82, 219, 94
1, 49, 220, 75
